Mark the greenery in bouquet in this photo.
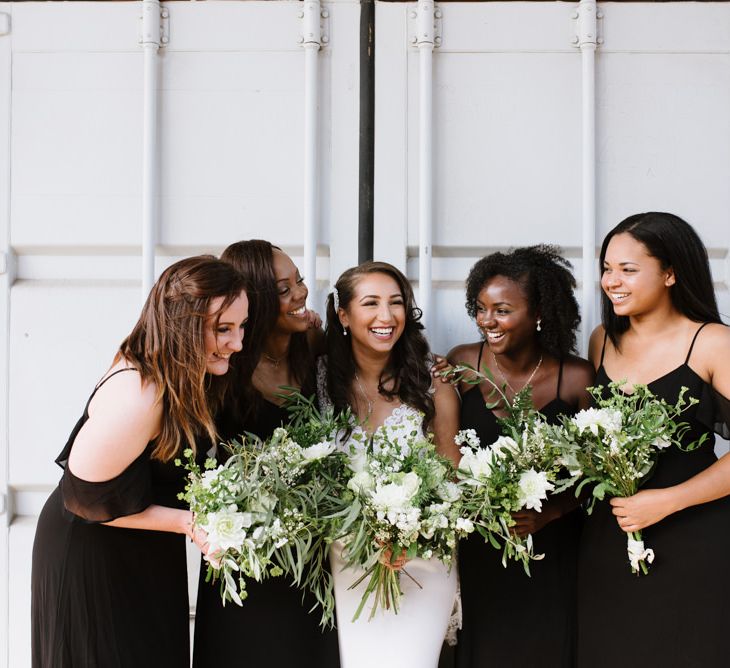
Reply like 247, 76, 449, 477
178, 391, 353, 625
445, 363, 572, 574
335, 410, 473, 621
550, 381, 704, 574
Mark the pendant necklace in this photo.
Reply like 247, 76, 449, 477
491, 351, 543, 396
354, 373, 375, 417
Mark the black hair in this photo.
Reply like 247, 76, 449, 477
220, 240, 311, 424
600, 212, 721, 348
324, 261, 435, 429
465, 245, 580, 358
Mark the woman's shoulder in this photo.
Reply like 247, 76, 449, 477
446, 341, 483, 366
560, 353, 596, 389
690, 323, 730, 389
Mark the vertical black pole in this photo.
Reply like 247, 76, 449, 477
358, 0, 375, 263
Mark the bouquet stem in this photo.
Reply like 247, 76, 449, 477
627, 530, 654, 575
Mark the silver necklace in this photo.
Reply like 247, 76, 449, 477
491, 351, 543, 396
354, 373, 374, 417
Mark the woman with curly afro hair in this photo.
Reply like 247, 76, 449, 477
447, 245, 594, 668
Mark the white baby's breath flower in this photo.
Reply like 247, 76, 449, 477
516, 468, 555, 512
455, 429, 481, 449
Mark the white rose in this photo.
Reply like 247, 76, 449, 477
348, 470, 375, 494
490, 435, 519, 459
459, 447, 494, 480
516, 469, 555, 512
347, 449, 369, 473
370, 474, 421, 513
437, 481, 461, 503
301, 440, 336, 461
200, 505, 248, 552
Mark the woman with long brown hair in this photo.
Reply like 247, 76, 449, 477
31, 256, 249, 668
318, 261, 460, 668
193, 240, 339, 668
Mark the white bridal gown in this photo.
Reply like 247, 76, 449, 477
317, 364, 457, 668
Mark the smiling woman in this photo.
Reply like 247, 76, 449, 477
578, 213, 730, 668
31, 256, 248, 668
318, 260, 461, 668
447, 246, 594, 668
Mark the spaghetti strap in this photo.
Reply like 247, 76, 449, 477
476, 340, 486, 372
685, 323, 710, 365
556, 358, 564, 401
599, 330, 608, 366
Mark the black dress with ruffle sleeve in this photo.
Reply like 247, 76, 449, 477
31, 369, 192, 668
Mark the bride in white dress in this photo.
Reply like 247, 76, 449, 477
317, 261, 461, 668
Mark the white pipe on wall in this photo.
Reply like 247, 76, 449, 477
302, 0, 321, 304
577, 0, 598, 353
417, 0, 435, 331
141, 0, 161, 300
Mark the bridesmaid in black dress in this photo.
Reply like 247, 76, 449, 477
193, 240, 339, 668
579, 212, 730, 668
447, 246, 594, 668
31, 257, 249, 668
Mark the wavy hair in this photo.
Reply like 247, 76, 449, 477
324, 261, 435, 428
600, 212, 721, 348
117, 256, 248, 462
465, 245, 580, 358
220, 240, 312, 423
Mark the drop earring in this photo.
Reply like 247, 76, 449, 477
343, 326, 348, 336
536, 319, 542, 332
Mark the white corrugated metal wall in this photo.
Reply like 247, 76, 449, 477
1, 2, 729, 665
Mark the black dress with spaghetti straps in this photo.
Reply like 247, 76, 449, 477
192, 381, 340, 668
31, 369, 193, 668
577, 324, 730, 667
456, 342, 582, 668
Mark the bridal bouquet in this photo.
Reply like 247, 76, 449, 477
552, 381, 702, 575
455, 389, 571, 573
336, 411, 472, 621
179, 393, 353, 622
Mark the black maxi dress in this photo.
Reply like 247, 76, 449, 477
456, 343, 582, 668
192, 393, 340, 668
31, 369, 192, 668
577, 324, 730, 668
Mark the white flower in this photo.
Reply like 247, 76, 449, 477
652, 436, 671, 449
200, 505, 248, 552
459, 447, 494, 480
456, 517, 475, 533
370, 472, 421, 513
200, 468, 222, 490
490, 435, 519, 459
347, 449, 369, 473
516, 469, 555, 512
301, 439, 336, 461
455, 429, 481, 449
573, 408, 623, 436
437, 481, 461, 503
348, 470, 375, 494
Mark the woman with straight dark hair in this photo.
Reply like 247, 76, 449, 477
578, 212, 730, 667
32, 256, 249, 668
448, 245, 594, 668
193, 240, 339, 668
318, 261, 461, 668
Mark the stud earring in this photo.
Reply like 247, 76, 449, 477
536, 319, 542, 332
